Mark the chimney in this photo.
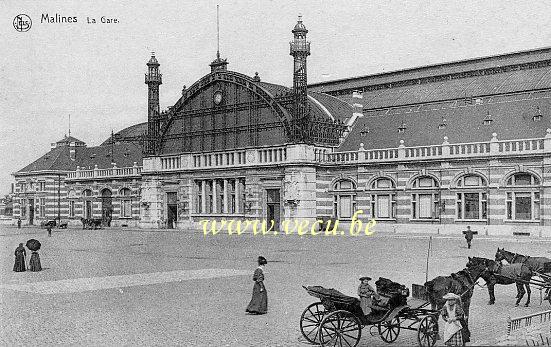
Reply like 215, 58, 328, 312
50, 142, 56, 150
69, 142, 76, 161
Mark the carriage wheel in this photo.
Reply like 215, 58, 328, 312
318, 310, 361, 347
417, 315, 438, 347
378, 317, 401, 343
300, 302, 325, 343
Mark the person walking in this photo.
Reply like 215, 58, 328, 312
463, 226, 474, 249
47, 226, 52, 237
13, 243, 26, 272
29, 250, 42, 272
17, 218, 21, 229
441, 293, 467, 346
246, 256, 268, 315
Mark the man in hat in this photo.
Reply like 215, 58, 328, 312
441, 292, 466, 346
358, 276, 379, 315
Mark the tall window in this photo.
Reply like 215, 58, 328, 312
195, 181, 203, 213
120, 188, 132, 218
69, 201, 76, 217
39, 181, 46, 191
83, 189, 93, 219
205, 180, 213, 214
332, 179, 356, 219
229, 180, 236, 214
506, 173, 540, 221
239, 178, 246, 213
411, 176, 440, 220
39, 198, 45, 217
21, 199, 27, 218
455, 175, 487, 220
216, 180, 225, 213
370, 178, 396, 219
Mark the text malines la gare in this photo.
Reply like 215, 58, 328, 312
41, 13, 119, 24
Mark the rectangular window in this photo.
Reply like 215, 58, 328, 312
122, 200, 132, 218
39, 198, 45, 217
339, 195, 352, 218
534, 192, 540, 220
377, 195, 390, 218
69, 201, 75, 217
239, 178, 246, 213
206, 180, 213, 214
195, 181, 203, 213
217, 180, 224, 213
412, 194, 417, 219
515, 193, 531, 220
39, 182, 46, 191
464, 193, 480, 219
456, 193, 462, 219
229, 180, 236, 214
418, 194, 432, 219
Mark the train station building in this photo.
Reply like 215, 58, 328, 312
12, 18, 551, 235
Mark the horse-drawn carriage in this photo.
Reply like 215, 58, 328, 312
40, 219, 68, 229
300, 277, 439, 347
80, 217, 103, 230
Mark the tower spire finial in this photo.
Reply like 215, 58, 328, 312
216, 4, 220, 58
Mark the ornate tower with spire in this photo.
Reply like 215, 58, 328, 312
289, 15, 311, 142
210, 5, 228, 72
145, 53, 162, 154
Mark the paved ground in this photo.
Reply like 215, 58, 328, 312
1, 225, 551, 346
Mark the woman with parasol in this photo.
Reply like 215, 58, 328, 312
246, 256, 268, 314
441, 292, 466, 346
26, 239, 42, 272
13, 243, 26, 272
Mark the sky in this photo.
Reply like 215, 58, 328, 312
1, 0, 550, 195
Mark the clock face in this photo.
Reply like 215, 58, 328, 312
213, 91, 223, 105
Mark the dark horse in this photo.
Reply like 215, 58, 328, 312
424, 261, 487, 343
495, 247, 551, 300
467, 256, 533, 306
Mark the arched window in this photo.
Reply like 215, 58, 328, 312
101, 188, 112, 197
505, 173, 540, 221
455, 174, 487, 220
332, 179, 356, 219
411, 176, 440, 220
82, 189, 93, 197
120, 188, 132, 218
370, 178, 396, 220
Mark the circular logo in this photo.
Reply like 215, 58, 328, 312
13, 14, 32, 32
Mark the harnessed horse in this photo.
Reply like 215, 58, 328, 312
424, 262, 487, 343
467, 256, 533, 306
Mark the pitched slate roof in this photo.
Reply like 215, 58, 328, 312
338, 95, 551, 151
101, 122, 147, 146
17, 142, 143, 173
309, 47, 551, 94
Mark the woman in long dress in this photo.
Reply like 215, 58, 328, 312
13, 243, 26, 272
29, 250, 42, 272
246, 256, 268, 314
441, 293, 466, 346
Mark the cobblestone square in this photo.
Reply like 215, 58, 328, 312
1, 226, 551, 346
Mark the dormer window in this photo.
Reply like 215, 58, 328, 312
360, 127, 370, 137
398, 121, 406, 133
483, 111, 493, 125
533, 107, 543, 122
438, 117, 447, 130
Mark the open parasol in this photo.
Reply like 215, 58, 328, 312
26, 239, 41, 252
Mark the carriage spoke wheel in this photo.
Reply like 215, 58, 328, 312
417, 315, 438, 347
318, 310, 361, 347
300, 302, 326, 344
378, 317, 401, 343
